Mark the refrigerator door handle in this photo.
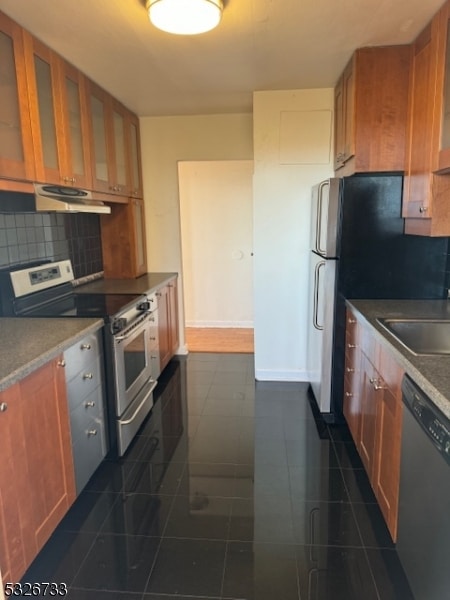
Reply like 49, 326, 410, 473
313, 260, 325, 330
315, 180, 329, 255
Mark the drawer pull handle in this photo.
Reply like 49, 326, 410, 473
370, 377, 376, 384
345, 392, 353, 397
85, 401, 96, 408
87, 429, 98, 437
83, 373, 93, 380
0, 402, 8, 412
348, 318, 356, 324
347, 343, 356, 349
81, 343, 92, 350
346, 367, 355, 373
57, 359, 66, 368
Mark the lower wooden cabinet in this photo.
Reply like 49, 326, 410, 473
343, 308, 403, 541
0, 357, 76, 583
157, 277, 179, 372
343, 312, 362, 442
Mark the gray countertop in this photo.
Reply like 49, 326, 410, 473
347, 299, 450, 420
74, 272, 177, 295
0, 318, 103, 392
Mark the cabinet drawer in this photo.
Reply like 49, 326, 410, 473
69, 386, 105, 440
72, 419, 107, 494
64, 332, 102, 382
66, 352, 103, 408
360, 326, 380, 366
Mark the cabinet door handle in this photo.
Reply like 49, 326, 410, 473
87, 429, 98, 437
83, 373, 93, 380
85, 401, 96, 408
345, 392, 353, 397
57, 359, 66, 367
81, 343, 91, 350
347, 343, 356, 349
346, 367, 355, 373
419, 206, 428, 213
0, 402, 8, 412
348, 318, 356, 324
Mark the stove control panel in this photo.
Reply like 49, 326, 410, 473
10, 259, 74, 298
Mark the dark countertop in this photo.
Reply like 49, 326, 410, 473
0, 317, 103, 392
347, 299, 450, 420
74, 272, 178, 295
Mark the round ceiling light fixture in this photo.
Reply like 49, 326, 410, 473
147, 0, 223, 35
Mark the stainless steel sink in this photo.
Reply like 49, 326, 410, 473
377, 318, 450, 355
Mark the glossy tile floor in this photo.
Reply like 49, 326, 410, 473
22, 353, 414, 599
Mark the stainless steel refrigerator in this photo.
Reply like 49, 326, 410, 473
307, 174, 448, 422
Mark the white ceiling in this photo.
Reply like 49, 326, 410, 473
0, 0, 444, 117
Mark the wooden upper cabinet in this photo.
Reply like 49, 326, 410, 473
87, 80, 132, 197
87, 80, 112, 194
334, 46, 411, 176
100, 196, 147, 278
127, 111, 144, 198
0, 11, 35, 185
403, 0, 450, 236
57, 59, 92, 188
110, 98, 129, 195
23, 33, 92, 188
23, 33, 63, 185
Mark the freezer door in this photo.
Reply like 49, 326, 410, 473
310, 179, 341, 258
307, 252, 337, 414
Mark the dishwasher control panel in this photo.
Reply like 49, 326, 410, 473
402, 376, 450, 465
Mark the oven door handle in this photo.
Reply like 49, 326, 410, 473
114, 312, 152, 341
119, 379, 158, 425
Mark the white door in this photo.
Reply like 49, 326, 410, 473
178, 160, 254, 328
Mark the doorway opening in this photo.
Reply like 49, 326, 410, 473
178, 160, 254, 353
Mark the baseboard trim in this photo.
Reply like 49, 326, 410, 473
255, 368, 309, 382
185, 321, 254, 328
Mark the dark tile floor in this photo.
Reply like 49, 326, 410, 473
21, 353, 414, 599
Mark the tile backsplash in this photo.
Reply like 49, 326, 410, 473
0, 211, 103, 279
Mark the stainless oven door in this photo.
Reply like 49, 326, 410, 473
113, 313, 154, 417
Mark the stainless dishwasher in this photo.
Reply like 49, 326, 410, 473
396, 375, 450, 600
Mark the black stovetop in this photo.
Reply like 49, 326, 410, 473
19, 291, 144, 320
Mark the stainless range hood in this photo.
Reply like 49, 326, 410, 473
34, 183, 111, 214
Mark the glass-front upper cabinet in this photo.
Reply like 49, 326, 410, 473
0, 12, 35, 183
58, 60, 92, 189
439, 5, 450, 171
88, 80, 111, 194
111, 99, 128, 195
23, 32, 62, 185
127, 112, 143, 198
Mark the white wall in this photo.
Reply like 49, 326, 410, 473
139, 113, 253, 350
253, 89, 334, 380
179, 160, 254, 328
